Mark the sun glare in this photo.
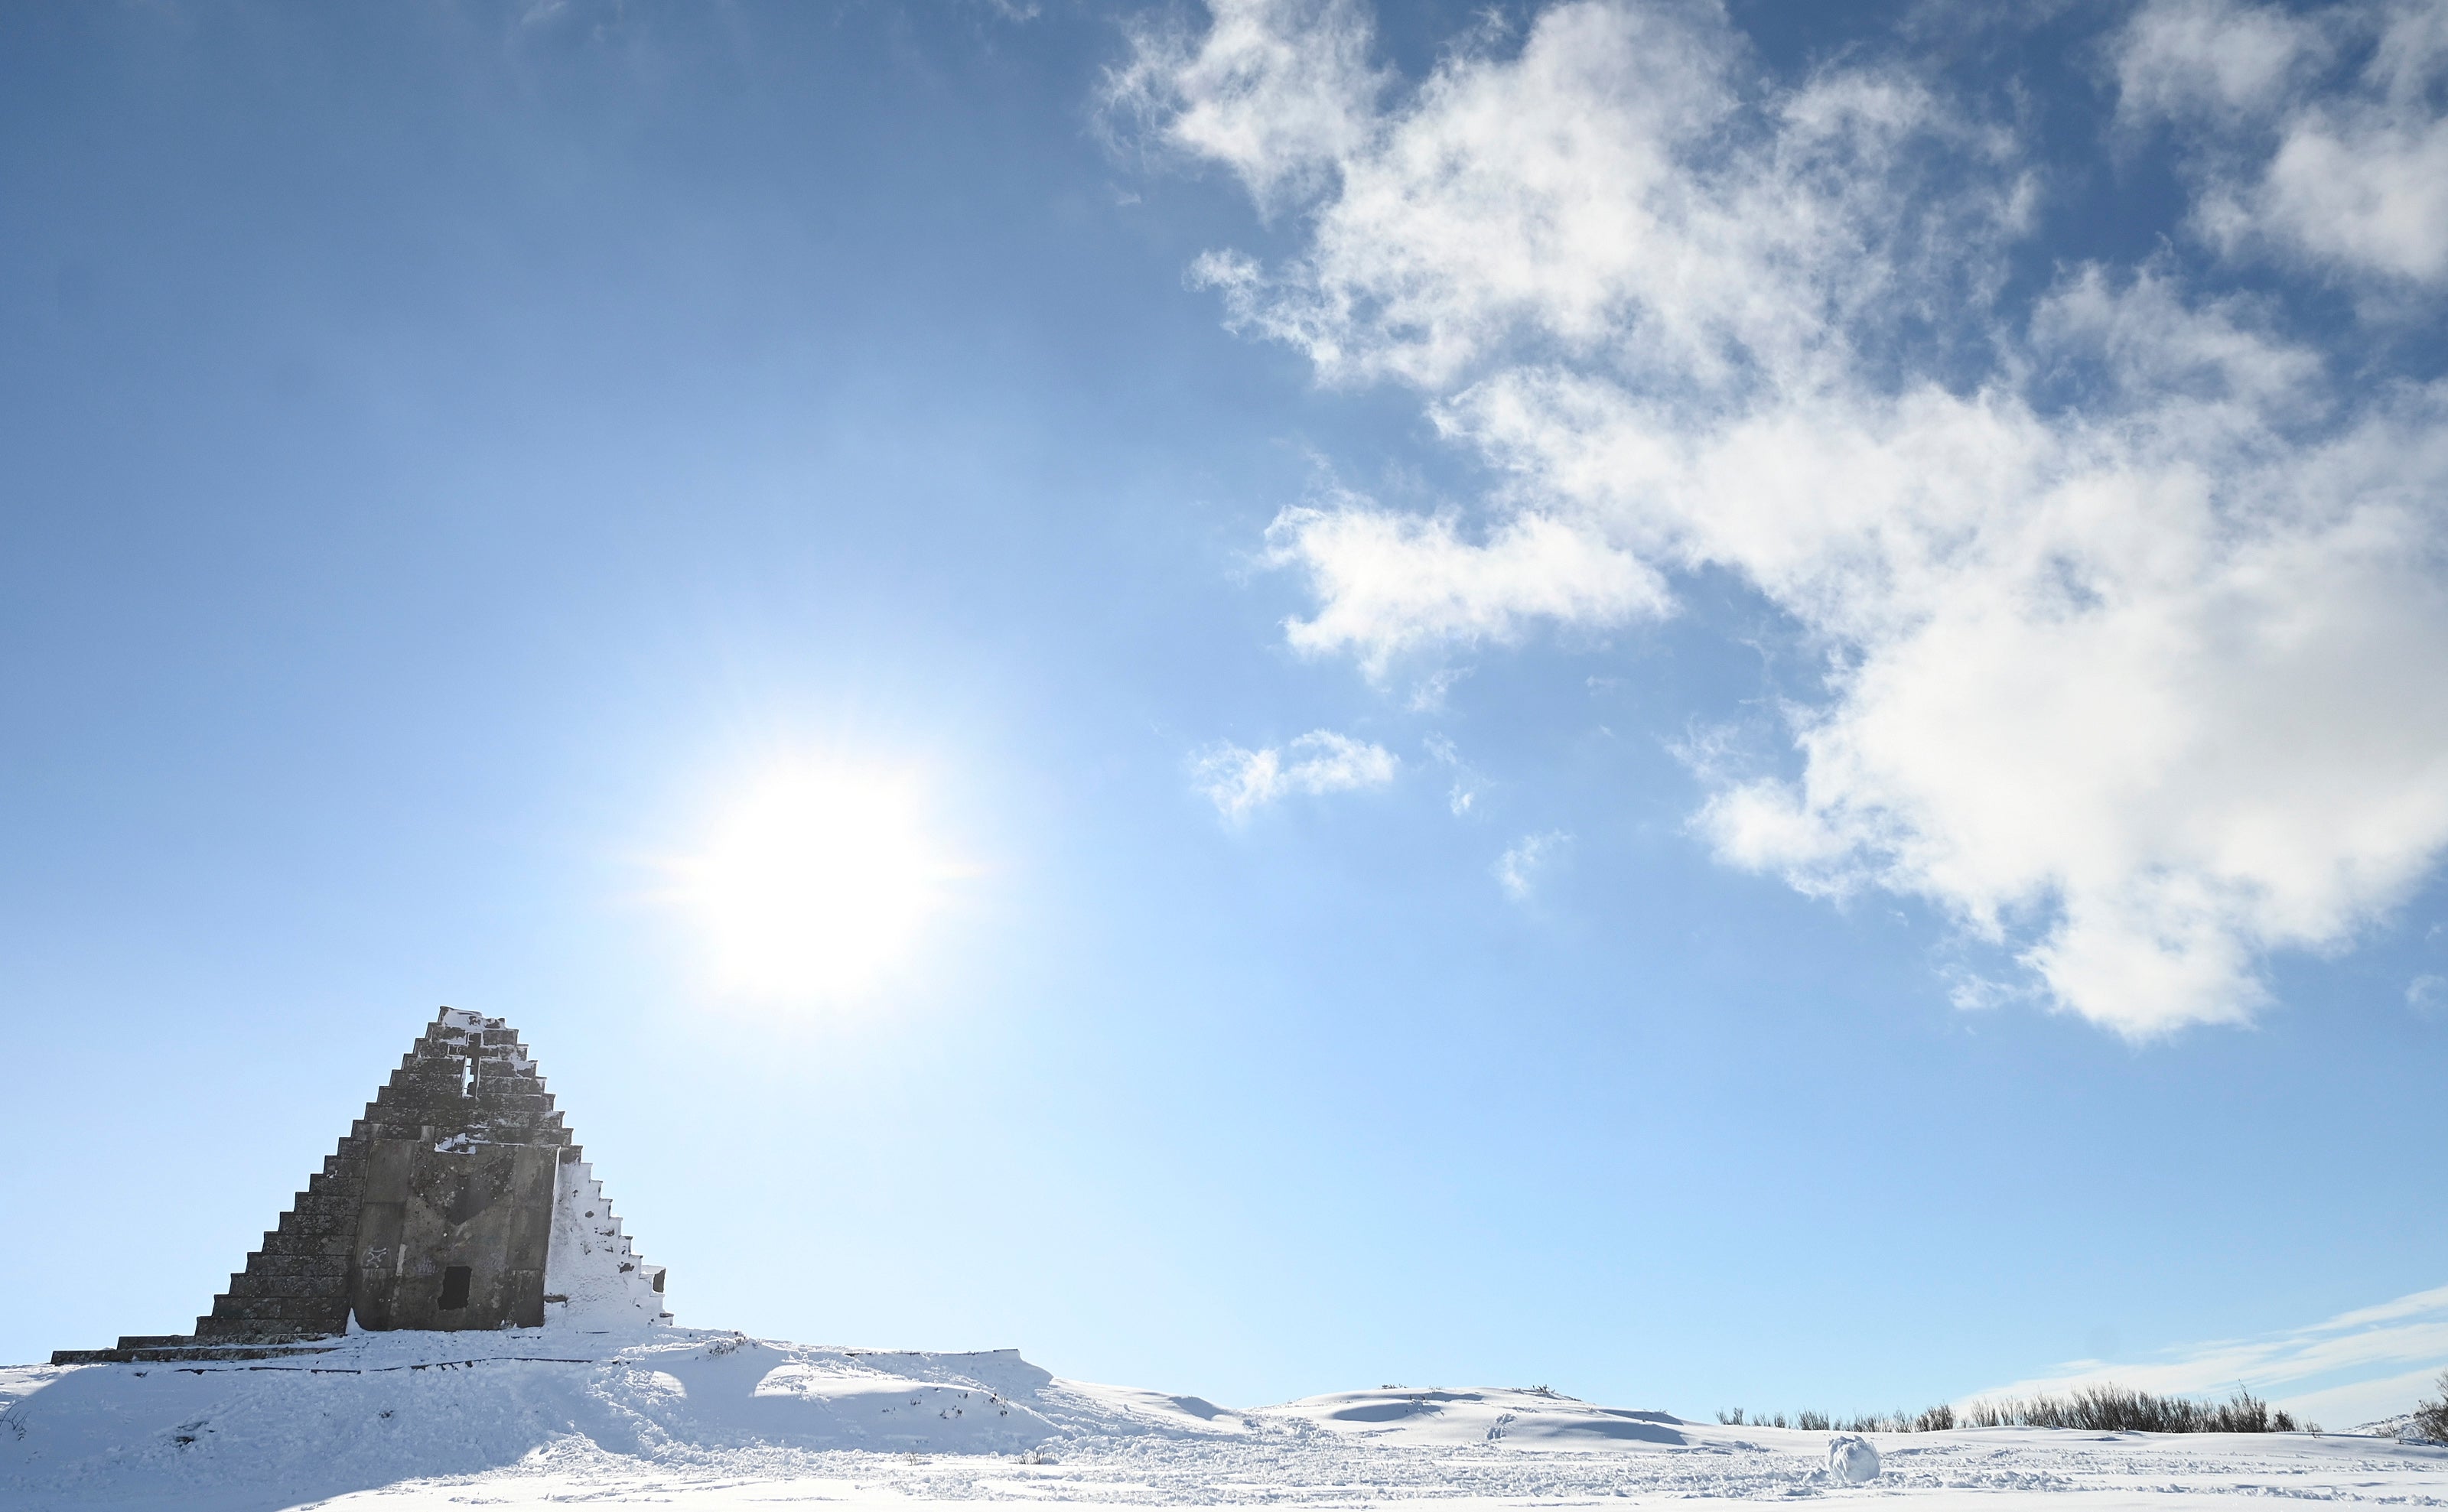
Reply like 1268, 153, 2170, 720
675, 761, 956, 1003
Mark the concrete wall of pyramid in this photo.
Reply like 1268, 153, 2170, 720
55, 1008, 669, 1364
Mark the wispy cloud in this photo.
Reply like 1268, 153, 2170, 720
1975, 1282, 2448, 1429
1408, 665, 1472, 713
1258, 502, 1668, 678
1104, 0, 1388, 215
1193, 729, 1398, 821
1495, 830, 1569, 900
2119, 0, 2448, 287
1424, 734, 1486, 816
1129, 0, 2448, 1037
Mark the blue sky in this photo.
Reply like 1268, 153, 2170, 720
5, 0, 2448, 1426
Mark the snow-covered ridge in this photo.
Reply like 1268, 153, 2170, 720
0, 1326, 1229, 1508
1274, 1384, 1689, 1446
7, 1329, 2447, 1510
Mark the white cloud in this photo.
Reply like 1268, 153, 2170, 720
1496, 830, 1570, 899
2118, 0, 2448, 285
1408, 665, 1471, 713
1976, 1281, 2448, 1429
2114, 0, 2328, 122
1137, 0, 2448, 1036
2411, 973, 2448, 1018
1424, 733, 1486, 815
1105, 0, 1385, 214
1193, 729, 1398, 821
1263, 501, 1668, 675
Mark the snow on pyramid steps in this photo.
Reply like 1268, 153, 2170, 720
545, 1156, 668, 1325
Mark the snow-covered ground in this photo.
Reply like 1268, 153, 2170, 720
5, 1327, 2444, 1510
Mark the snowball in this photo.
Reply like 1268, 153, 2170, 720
1828, 1433, 1881, 1483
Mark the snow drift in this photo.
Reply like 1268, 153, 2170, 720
8, 1328, 2447, 1510
3, 1329, 1079, 1508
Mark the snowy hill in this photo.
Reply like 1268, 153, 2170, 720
6, 1327, 2447, 1510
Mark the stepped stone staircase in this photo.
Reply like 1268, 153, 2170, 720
53, 1008, 664, 1365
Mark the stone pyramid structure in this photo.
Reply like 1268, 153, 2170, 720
55, 1008, 669, 1364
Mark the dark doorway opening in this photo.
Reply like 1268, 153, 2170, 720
439, 1266, 472, 1310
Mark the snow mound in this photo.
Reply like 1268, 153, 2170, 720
9, 1340, 2446, 1510
1274, 1385, 1688, 1448
0, 1325, 1235, 1510
1828, 1431, 1881, 1481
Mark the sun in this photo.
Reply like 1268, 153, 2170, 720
673, 760, 957, 1003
